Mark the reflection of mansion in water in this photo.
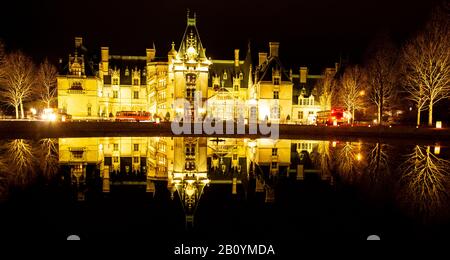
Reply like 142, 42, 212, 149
59, 137, 332, 209
57, 11, 337, 124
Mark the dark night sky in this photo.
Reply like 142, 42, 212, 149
0, 0, 440, 72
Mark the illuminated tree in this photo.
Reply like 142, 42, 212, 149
399, 145, 450, 218
365, 38, 399, 125
338, 65, 366, 123
402, 9, 450, 126
36, 59, 58, 109
0, 40, 4, 76
315, 70, 336, 111
0, 51, 35, 119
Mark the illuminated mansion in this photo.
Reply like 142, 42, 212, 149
57, 12, 337, 124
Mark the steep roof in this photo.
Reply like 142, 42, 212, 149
255, 56, 291, 83
176, 11, 207, 62
103, 55, 147, 85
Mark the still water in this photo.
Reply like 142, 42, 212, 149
0, 137, 449, 242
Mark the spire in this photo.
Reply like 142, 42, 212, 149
177, 10, 206, 61
187, 9, 196, 26
245, 40, 252, 66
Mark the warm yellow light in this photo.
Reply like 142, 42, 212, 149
436, 121, 442, 129
332, 141, 337, 148
434, 146, 441, 155
333, 120, 338, 126
48, 113, 57, 122
359, 90, 365, 96
30, 108, 37, 115
356, 153, 362, 161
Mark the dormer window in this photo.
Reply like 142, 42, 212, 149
133, 78, 139, 86
112, 78, 119, 85
234, 85, 239, 92
273, 77, 280, 85
223, 71, 227, 80
125, 68, 130, 76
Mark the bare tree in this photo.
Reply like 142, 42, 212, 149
338, 65, 366, 123
366, 38, 400, 125
0, 51, 35, 118
402, 9, 450, 126
0, 40, 5, 76
36, 59, 58, 108
315, 69, 336, 111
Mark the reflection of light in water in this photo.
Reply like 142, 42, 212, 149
356, 153, 362, 161
185, 184, 195, 197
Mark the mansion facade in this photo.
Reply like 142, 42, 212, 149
57, 12, 337, 125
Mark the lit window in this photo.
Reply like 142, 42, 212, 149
273, 91, 279, 99
113, 157, 119, 163
133, 144, 139, 151
113, 78, 119, 85
271, 162, 278, 169
298, 111, 303, 119
72, 151, 83, 159
133, 91, 139, 99
234, 85, 239, 92
113, 144, 119, 151
233, 154, 238, 160
113, 91, 119, 99
133, 157, 139, 163
272, 148, 278, 156
87, 107, 91, 116
274, 77, 280, 85
133, 78, 139, 86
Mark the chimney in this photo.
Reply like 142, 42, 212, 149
234, 49, 240, 67
258, 52, 268, 66
101, 47, 109, 74
269, 42, 279, 57
75, 37, 83, 48
146, 48, 156, 62
300, 67, 308, 83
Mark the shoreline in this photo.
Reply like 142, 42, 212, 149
0, 121, 449, 144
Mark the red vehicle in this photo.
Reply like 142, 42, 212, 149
115, 111, 151, 122
316, 108, 347, 126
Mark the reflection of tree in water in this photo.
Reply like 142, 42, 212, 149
36, 139, 59, 179
335, 142, 364, 183
3, 139, 36, 185
0, 139, 60, 200
310, 141, 332, 179
366, 143, 391, 184
399, 145, 450, 220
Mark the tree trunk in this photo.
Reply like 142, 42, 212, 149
428, 100, 433, 127
377, 104, 381, 125
15, 105, 19, 119
352, 108, 355, 124
20, 98, 24, 119
416, 109, 421, 126
347, 106, 351, 124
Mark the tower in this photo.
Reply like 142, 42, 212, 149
169, 10, 211, 121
